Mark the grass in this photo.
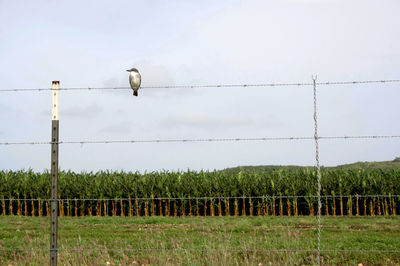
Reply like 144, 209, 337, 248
0, 216, 399, 265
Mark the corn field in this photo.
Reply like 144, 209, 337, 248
0, 168, 399, 217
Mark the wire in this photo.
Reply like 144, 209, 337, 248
0, 136, 311, 145
0, 247, 398, 253
320, 135, 400, 140
0, 135, 399, 146
2, 195, 398, 201
1, 79, 399, 92
0, 82, 312, 92
0, 83, 312, 92
316, 79, 400, 85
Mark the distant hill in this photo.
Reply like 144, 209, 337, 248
222, 157, 400, 173
333, 157, 400, 170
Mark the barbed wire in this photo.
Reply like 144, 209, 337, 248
0, 221, 390, 234
0, 247, 398, 253
0, 135, 399, 146
1, 195, 398, 201
0, 83, 312, 92
316, 79, 400, 85
0, 79, 399, 93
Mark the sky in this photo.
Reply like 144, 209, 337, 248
0, 0, 399, 172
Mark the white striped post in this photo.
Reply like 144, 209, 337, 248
50, 81, 59, 266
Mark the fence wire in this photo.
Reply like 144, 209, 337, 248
0, 248, 399, 253
1, 195, 398, 202
0, 135, 399, 146
0, 79, 399, 92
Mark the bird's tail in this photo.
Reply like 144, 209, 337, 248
133, 90, 138, 96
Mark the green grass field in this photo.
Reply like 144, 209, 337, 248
0, 216, 399, 265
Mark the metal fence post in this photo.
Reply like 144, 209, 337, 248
50, 80, 60, 266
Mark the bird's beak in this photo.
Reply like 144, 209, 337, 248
126, 70, 130, 72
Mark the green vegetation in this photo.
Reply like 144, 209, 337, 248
0, 158, 399, 217
0, 216, 399, 265
224, 157, 400, 173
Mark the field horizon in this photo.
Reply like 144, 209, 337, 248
2, 157, 400, 173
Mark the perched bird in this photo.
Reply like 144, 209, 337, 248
126, 68, 141, 96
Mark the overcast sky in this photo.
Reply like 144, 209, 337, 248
0, 0, 399, 172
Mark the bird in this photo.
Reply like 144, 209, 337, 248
126, 68, 141, 96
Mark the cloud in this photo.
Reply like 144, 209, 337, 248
142, 86, 202, 99
160, 113, 254, 129
0, 103, 17, 114
284, 0, 337, 3
134, 60, 175, 86
161, 0, 400, 83
157, 112, 286, 133
102, 77, 121, 88
98, 121, 134, 135
62, 103, 103, 119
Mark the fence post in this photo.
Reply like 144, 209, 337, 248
50, 81, 60, 266
312, 76, 322, 266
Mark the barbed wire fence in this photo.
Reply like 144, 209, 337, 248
1, 194, 400, 202
1, 78, 400, 92
0, 135, 399, 146
0, 78, 400, 265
